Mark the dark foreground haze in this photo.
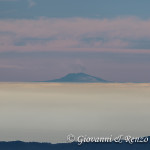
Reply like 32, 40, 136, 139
0, 140, 150, 150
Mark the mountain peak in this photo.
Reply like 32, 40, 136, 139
44, 72, 110, 83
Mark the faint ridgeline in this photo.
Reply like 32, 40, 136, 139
0, 139, 150, 150
43, 73, 111, 83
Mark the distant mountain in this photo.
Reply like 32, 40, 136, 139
0, 139, 150, 150
44, 73, 110, 83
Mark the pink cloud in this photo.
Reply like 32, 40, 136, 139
0, 17, 150, 53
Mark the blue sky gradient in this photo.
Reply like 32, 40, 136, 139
1, 0, 150, 19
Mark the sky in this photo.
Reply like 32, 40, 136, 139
0, 0, 150, 82
1, 83, 150, 143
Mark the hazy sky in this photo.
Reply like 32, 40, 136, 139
0, 83, 150, 143
0, 0, 150, 82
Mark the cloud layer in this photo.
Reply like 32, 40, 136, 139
1, 17, 150, 53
